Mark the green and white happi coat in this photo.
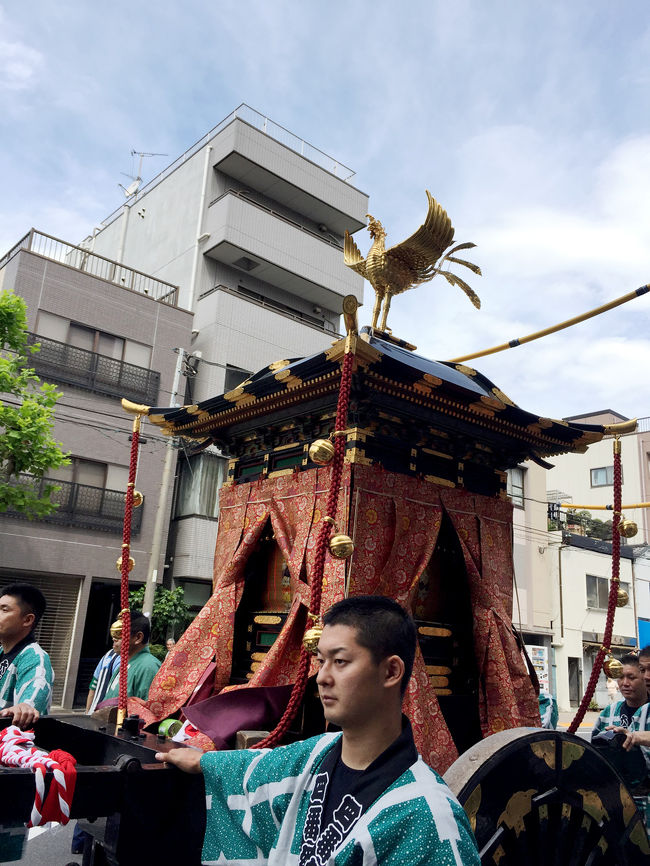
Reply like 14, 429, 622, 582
0, 640, 53, 715
199, 732, 480, 866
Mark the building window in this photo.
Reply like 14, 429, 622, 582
30, 312, 159, 403
224, 364, 252, 394
586, 575, 630, 609
590, 466, 617, 487
37, 312, 152, 368
507, 467, 525, 508
6, 459, 139, 534
175, 453, 228, 519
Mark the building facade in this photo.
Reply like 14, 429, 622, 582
0, 234, 192, 706
84, 105, 368, 611
545, 411, 650, 710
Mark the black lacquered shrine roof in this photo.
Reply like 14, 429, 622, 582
144, 330, 604, 461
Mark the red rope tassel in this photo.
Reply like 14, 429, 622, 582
117, 417, 142, 723
568, 439, 622, 734
254, 347, 355, 748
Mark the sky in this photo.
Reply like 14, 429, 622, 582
2, 1, 649, 421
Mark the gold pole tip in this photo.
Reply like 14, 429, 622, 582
121, 398, 151, 415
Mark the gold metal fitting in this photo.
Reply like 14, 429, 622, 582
616, 588, 630, 608
303, 612, 323, 653
132, 490, 144, 508
603, 656, 623, 679
116, 555, 135, 573
309, 438, 335, 465
329, 533, 354, 559
110, 609, 129, 640
619, 519, 638, 538
322, 516, 336, 526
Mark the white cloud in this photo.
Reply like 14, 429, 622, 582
0, 8, 43, 92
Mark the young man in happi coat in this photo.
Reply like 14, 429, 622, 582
591, 653, 647, 737
156, 595, 479, 865
0, 583, 53, 728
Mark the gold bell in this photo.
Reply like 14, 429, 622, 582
109, 609, 129, 640
303, 624, 323, 653
309, 438, 335, 465
132, 490, 144, 508
116, 555, 135, 573
329, 533, 354, 559
619, 519, 638, 538
616, 588, 629, 608
603, 656, 623, 679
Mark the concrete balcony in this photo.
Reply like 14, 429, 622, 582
203, 191, 364, 309
211, 118, 367, 237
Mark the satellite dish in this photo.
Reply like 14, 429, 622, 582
119, 178, 142, 198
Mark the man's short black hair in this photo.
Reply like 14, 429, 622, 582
0, 583, 46, 628
639, 645, 650, 659
129, 612, 151, 644
322, 595, 417, 696
621, 652, 640, 668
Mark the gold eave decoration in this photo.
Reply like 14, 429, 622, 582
172, 370, 344, 439
324, 335, 381, 369
453, 363, 478, 378
363, 371, 589, 454
268, 359, 291, 372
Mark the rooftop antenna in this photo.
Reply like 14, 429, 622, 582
118, 150, 168, 198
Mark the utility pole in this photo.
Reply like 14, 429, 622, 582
142, 348, 185, 618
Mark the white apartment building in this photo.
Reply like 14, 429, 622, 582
85, 105, 368, 609
544, 410, 650, 710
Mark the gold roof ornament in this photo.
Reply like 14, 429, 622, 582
344, 191, 481, 332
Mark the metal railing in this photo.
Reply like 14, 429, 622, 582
0, 230, 179, 306
28, 332, 160, 404
208, 189, 343, 249
637, 416, 650, 433
99, 103, 356, 229
3, 475, 143, 535
200, 284, 341, 336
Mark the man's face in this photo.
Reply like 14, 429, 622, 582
618, 664, 647, 707
0, 595, 33, 646
316, 623, 388, 731
638, 656, 650, 693
112, 636, 122, 655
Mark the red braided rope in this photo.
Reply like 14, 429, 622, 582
568, 442, 622, 734
254, 348, 355, 748
118, 424, 141, 716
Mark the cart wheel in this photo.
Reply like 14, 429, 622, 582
443, 727, 649, 865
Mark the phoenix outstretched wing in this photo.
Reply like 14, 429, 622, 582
343, 230, 367, 279
381, 191, 456, 287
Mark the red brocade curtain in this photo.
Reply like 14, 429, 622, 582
145, 466, 348, 722
347, 466, 459, 774
441, 489, 540, 735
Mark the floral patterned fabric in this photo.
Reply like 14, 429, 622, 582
144, 463, 538, 771
145, 467, 348, 723
441, 489, 540, 735
346, 466, 458, 773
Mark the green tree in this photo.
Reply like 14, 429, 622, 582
0, 289, 68, 517
566, 509, 613, 541
128, 585, 191, 646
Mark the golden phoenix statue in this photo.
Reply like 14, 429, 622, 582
344, 191, 482, 332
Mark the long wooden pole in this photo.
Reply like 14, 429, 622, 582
448, 284, 649, 364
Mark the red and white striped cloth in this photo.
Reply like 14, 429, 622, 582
0, 725, 77, 826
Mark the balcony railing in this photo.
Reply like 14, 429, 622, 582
3, 475, 143, 535
27, 332, 160, 404
0, 230, 179, 306
99, 103, 356, 229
